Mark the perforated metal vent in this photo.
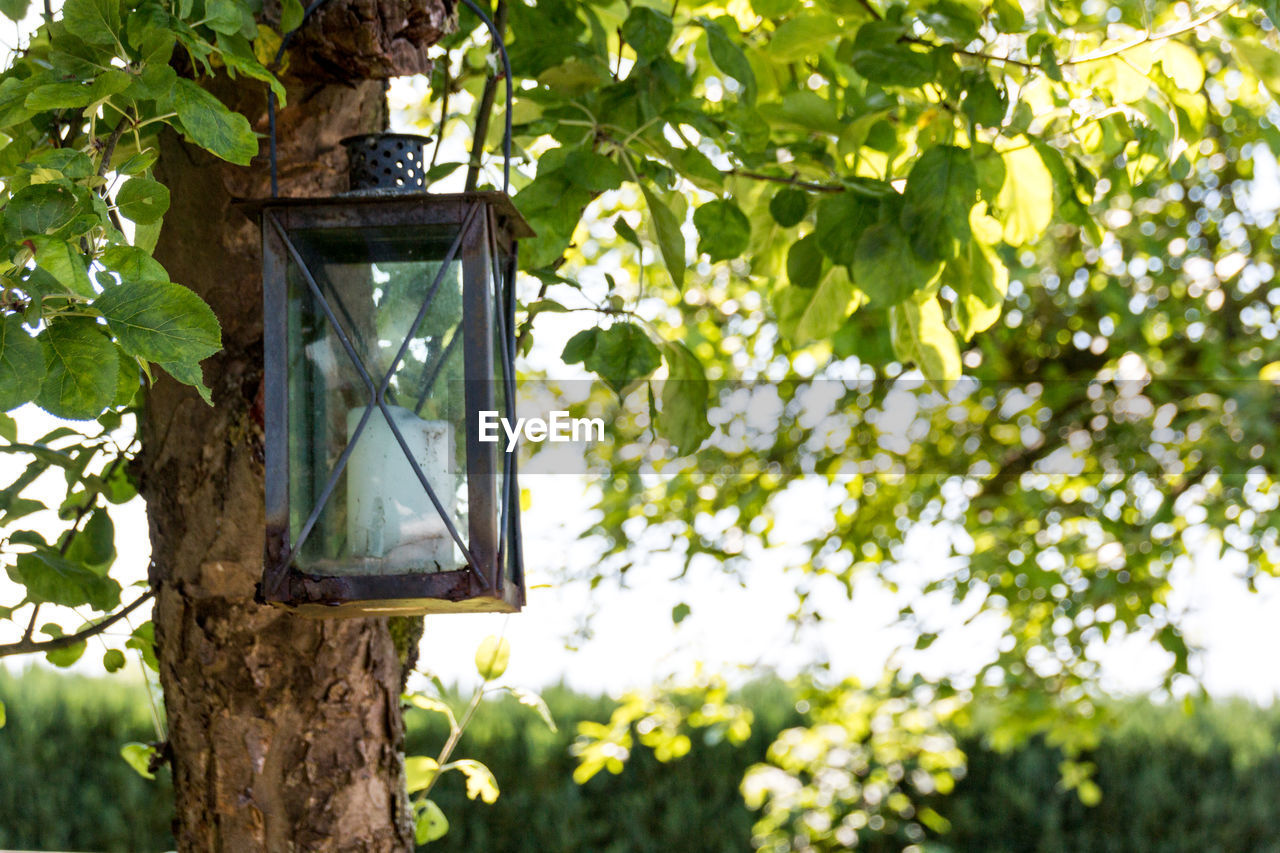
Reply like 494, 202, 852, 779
342, 133, 432, 193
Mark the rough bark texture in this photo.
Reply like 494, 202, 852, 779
285, 0, 454, 81
136, 18, 443, 844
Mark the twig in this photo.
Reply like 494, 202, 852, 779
430, 64, 450, 172
0, 591, 153, 657
728, 169, 845, 193
464, 0, 509, 192
912, 0, 1238, 72
855, 0, 882, 20
97, 109, 134, 178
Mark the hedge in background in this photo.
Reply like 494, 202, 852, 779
0, 667, 173, 851
3, 668, 1280, 852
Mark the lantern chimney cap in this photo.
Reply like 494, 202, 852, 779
341, 133, 433, 195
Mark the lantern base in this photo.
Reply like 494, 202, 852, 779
274, 595, 521, 618
258, 562, 524, 617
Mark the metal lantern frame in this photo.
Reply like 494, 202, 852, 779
238, 0, 529, 616
245, 190, 532, 616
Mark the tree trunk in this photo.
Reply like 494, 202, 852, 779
137, 75, 419, 850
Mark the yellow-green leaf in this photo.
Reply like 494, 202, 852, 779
1155, 41, 1205, 92
475, 635, 510, 681
450, 758, 500, 804
774, 265, 855, 347
121, 742, 156, 780
405, 756, 440, 794
408, 694, 459, 730
996, 143, 1053, 245
891, 295, 961, 391
415, 799, 449, 844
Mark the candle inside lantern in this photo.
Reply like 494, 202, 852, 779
346, 405, 457, 572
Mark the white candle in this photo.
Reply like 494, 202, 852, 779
346, 405, 457, 572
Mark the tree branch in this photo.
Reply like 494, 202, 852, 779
0, 591, 153, 657
727, 169, 845, 193
909, 0, 1237, 73
97, 109, 134, 178
464, 0, 509, 192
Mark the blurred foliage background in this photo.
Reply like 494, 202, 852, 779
6, 668, 1280, 852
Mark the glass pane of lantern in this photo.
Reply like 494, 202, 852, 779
491, 245, 518, 591
284, 223, 470, 577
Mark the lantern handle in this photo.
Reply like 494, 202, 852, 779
266, 0, 514, 198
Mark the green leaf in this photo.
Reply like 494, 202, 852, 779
996, 143, 1053, 244
127, 622, 159, 672
103, 648, 126, 672
204, 0, 247, 33
158, 360, 213, 405
28, 149, 97, 180
901, 145, 979, 261
672, 601, 691, 624
703, 18, 756, 102
63, 0, 122, 46
7, 550, 121, 610
281, 0, 304, 31
64, 508, 115, 570
4, 183, 80, 241
560, 328, 599, 365
786, 233, 824, 289
405, 756, 440, 794
693, 199, 751, 262
991, 0, 1025, 33
758, 91, 844, 135
769, 12, 838, 62
948, 240, 1008, 340
814, 192, 877, 267
126, 6, 178, 64
475, 635, 510, 681
621, 6, 673, 61
46, 637, 86, 667
657, 341, 712, 454
853, 223, 943, 306
963, 74, 1008, 127
101, 245, 168, 284
769, 188, 808, 227
35, 318, 120, 421
94, 280, 222, 364
121, 742, 157, 780
1234, 38, 1280, 99
115, 177, 170, 224
890, 295, 961, 390
773, 96, 840, 139
450, 759, 500, 804
921, 0, 982, 43
564, 150, 625, 192
774, 265, 855, 346
415, 799, 449, 844
584, 323, 662, 393
0, 315, 45, 412
0, 698, 5, 728
639, 184, 686, 290
852, 22, 934, 87
172, 79, 259, 165
0, 0, 29, 22
33, 238, 95, 298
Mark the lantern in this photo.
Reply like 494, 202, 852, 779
243, 133, 530, 616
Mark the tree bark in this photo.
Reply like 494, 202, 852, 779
136, 70, 421, 852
